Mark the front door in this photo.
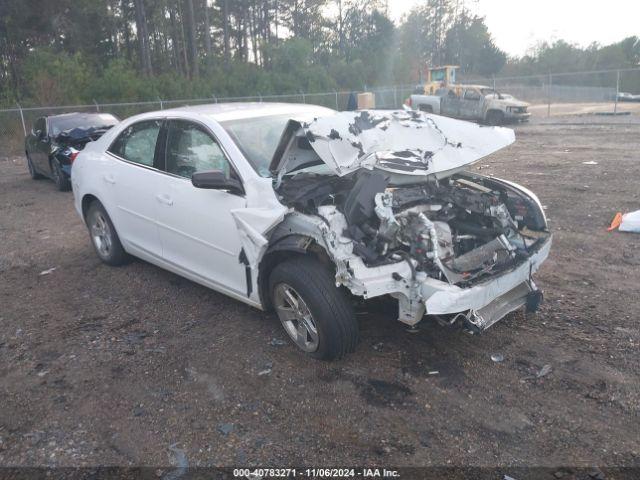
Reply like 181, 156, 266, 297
440, 90, 463, 118
154, 119, 247, 295
30, 117, 50, 173
459, 89, 485, 120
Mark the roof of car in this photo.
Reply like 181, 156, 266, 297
458, 84, 493, 90
46, 112, 118, 120
162, 102, 336, 122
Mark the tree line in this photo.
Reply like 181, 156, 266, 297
0, 0, 638, 107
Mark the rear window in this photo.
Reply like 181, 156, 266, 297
49, 113, 118, 136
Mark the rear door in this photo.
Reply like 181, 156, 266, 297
154, 119, 247, 295
105, 119, 164, 259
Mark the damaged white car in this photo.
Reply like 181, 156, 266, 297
72, 103, 551, 360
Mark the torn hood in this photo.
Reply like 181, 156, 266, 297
270, 109, 515, 178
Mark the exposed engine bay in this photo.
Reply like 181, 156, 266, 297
276, 169, 550, 289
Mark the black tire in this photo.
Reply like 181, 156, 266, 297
85, 201, 129, 266
50, 158, 71, 191
269, 257, 358, 360
26, 152, 44, 180
486, 110, 504, 126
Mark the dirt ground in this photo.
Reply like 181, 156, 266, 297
1, 114, 639, 474
529, 101, 640, 117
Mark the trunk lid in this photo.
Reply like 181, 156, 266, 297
55, 126, 114, 150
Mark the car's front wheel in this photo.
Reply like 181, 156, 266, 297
269, 257, 358, 360
85, 201, 129, 266
51, 158, 71, 191
486, 110, 505, 126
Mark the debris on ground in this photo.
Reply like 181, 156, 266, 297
132, 404, 146, 417
217, 423, 234, 436
257, 361, 273, 376
536, 364, 553, 378
608, 210, 640, 232
269, 338, 286, 347
491, 353, 504, 363
582, 161, 598, 165
38, 267, 57, 276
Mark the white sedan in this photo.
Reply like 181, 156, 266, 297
72, 103, 551, 360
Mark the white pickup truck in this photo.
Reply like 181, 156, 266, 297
407, 84, 531, 125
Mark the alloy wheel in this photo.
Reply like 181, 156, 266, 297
273, 283, 319, 352
90, 212, 113, 259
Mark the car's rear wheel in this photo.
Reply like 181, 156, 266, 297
26, 153, 43, 180
85, 201, 129, 266
486, 110, 504, 126
51, 158, 71, 191
269, 257, 358, 360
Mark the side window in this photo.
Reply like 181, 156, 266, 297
109, 120, 162, 167
464, 89, 482, 101
165, 121, 232, 179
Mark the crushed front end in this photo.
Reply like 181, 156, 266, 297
268, 110, 551, 333
275, 169, 551, 332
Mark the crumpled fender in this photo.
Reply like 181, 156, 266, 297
230, 178, 288, 269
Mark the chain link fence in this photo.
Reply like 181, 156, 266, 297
0, 85, 416, 158
460, 67, 640, 116
2, 68, 639, 158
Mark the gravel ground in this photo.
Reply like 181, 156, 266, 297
0, 115, 639, 474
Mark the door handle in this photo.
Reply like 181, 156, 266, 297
156, 194, 174, 206
102, 174, 116, 184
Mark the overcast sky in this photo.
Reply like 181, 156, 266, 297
388, 0, 640, 57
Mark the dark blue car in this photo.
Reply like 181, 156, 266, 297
25, 112, 119, 191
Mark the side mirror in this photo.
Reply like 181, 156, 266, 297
192, 170, 244, 196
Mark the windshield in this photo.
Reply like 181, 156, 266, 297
50, 113, 118, 136
221, 114, 293, 177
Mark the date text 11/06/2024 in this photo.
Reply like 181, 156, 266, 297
232, 468, 401, 478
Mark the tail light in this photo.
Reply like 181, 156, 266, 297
405, 97, 412, 107
69, 150, 80, 163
